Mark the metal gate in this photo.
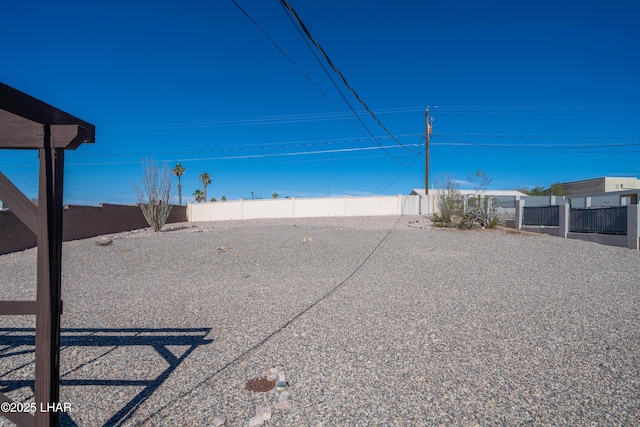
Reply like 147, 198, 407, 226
570, 207, 627, 235
523, 205, 559, 226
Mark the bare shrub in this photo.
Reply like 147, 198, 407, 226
132, 159, 172, 232
460, 194, 499, 229
432, 176, 463, 227
432, 171, 499, 229
462, 170, 499, 229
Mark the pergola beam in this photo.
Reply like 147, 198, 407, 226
34, 141, 65, 427
0, 301, 38, 316
0, 171, 38, 234
0, 393, 35, 427
51, 124, 92, 149
0, 110, 44, 148
0, 83, 94, 149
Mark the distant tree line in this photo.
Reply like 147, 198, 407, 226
518, 182, 565, 196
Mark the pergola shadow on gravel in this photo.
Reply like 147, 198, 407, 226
0, 327, 212, 426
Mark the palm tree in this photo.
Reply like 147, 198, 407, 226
172, 163, 186, 206
193, 189, 204, 203
221, 196, 227, 201
199, 172, 212, 202
272, 193, 279, 199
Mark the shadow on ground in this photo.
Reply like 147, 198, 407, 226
0, 327, 213, 426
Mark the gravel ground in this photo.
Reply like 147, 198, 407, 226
0, 215, 639, 426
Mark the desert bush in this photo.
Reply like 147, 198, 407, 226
132, 159, 173, 232
460, 193, 499, 229
432, 171, 499, 229
432, 177, 464, 227
465, 170, 499, 229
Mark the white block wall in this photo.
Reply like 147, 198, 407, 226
187, 194, 414, 222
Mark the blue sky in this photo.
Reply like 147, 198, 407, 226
1, 0, 639, 205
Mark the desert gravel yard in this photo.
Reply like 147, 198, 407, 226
1, 215, 639, 426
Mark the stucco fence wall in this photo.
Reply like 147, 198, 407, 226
187, 195, 421, 222
0, 203, 187, 255
514, 200, 640, 250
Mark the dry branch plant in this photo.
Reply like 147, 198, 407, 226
132, 159, 173, 232
432, 176, 463, 228
432, 171, 499, 229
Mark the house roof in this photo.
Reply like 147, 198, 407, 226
560, 176, 625, 185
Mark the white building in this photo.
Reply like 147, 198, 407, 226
558, 177, 640, 195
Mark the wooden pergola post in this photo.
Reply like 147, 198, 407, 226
0, 83, 95, 427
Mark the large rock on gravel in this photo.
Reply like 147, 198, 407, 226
95, 237, 113, 246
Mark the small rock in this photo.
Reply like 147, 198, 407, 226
266, 374, 277, 381
277, 372, 286, 383
278, 391, 290, 402
256, 406, 271, 421
276, 381, 288, 389
213, 415, 227, 426
274, 400, 291, 410
216, 246, 230, 253
95, 237, 113, 246
264, 367, 278, 377
303, 237, 312, 242
248, 415, 264, 427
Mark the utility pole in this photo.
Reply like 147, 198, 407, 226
425, 108, 431, 195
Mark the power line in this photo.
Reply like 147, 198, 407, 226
86, 134, 422, 156
2, 130, 636, 168
230, 0, 403, 163
4, 130, 634, 159
3, 137, 637, 170
229, 0, 359, 132
428, 105, 640, 113
92, 105, 640, 132
277, 0, 414, 154
50, 134, 423, 158
276, 1, 405, 162
102, 107, 426, 131
431, 134, 640, 150
371, 149, 424, 195
55, 143, 425, 167
434, 133, 640, 140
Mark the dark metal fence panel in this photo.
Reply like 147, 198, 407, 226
523, 205, 559, 226
570, 207, 627, 235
